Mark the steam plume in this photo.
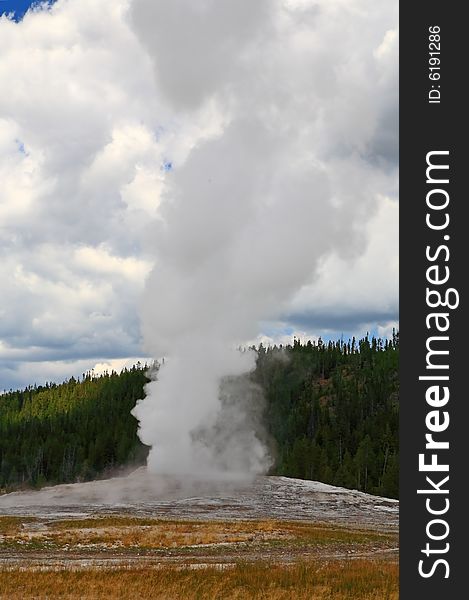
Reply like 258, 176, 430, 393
130, 0, 397, 477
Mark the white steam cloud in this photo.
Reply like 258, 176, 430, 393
130, 0, 398, 477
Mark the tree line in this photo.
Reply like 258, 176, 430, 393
0, 333, 398, 497
255, 333, 399, 498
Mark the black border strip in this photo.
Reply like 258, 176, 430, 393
400, 2, 466, 596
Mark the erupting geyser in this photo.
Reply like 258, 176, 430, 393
133, 347, 272, 477
129, 0, 397, 478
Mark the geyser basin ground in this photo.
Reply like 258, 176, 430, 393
0, 468, 398, 529
0, 471, 398, 598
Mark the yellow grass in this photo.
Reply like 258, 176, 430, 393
0, 560, 398, 599
0, 516, 37, 535
4, 517, 394, 551
1, 516, 398, 598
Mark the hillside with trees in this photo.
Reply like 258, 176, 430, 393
0, 366, 149, 490
255, 334, 399, 498
0, 334, 399, 498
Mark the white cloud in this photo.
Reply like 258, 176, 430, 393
91, 356, 151, 376
246, 330, 320, 349
0, 0, 165, 389
287, 194, 398, 331
0, 0, 398, 392
73, 245, 151, 281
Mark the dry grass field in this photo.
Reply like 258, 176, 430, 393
0, 561, 398, 599
0, 514, 398, 599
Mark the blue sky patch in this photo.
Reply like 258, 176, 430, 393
15, 139, 27, 154
1, 0, 55, 22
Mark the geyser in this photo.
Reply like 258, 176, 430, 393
129, 0, 397, 478
133, 347, 272, 477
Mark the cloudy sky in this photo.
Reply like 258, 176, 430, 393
0, 0, 398, 392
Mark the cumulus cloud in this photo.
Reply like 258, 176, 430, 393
0, 0, 397, 396
286, 194, 399, 333
0, 0, 162, 389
